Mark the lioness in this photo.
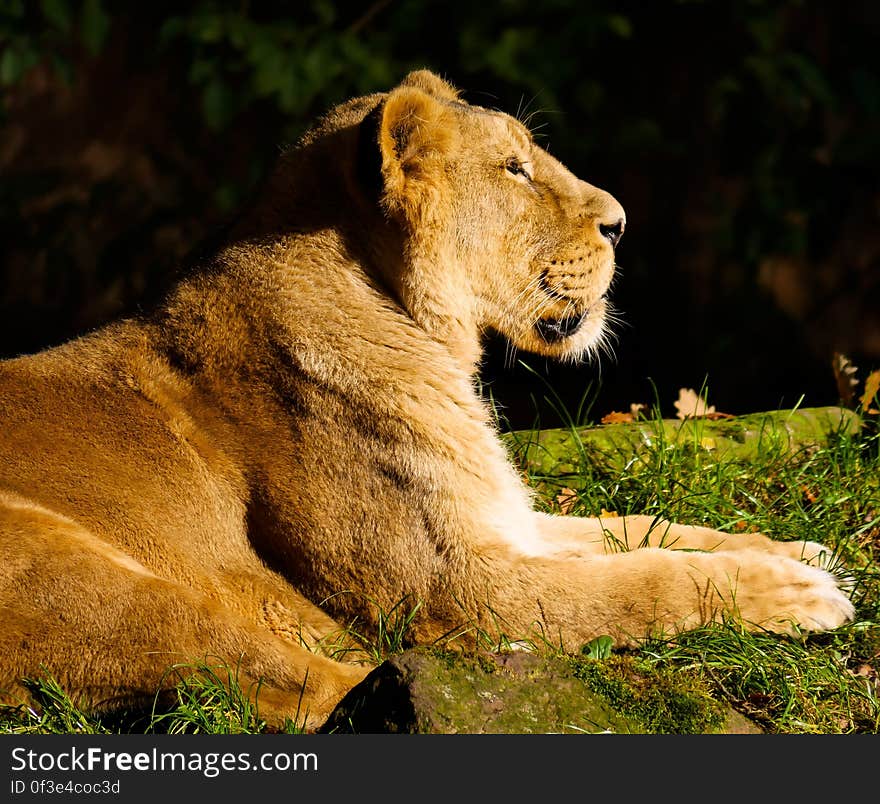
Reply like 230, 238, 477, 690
0, 70, 854, 730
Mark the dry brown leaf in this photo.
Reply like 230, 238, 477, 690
601, 410, 634, 424
801, 485, 819, 504
556, 487, 578, 515
601, 403, 649, 424
674, 388, 716, 420
861, 369, 880, 414
833, 352, 859, 405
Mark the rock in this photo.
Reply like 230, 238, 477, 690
320, 648, 762, 734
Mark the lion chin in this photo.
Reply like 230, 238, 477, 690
0, 69, 853, 731
524, 296, 612, 362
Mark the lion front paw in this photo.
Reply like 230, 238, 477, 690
726, 551, 855, 634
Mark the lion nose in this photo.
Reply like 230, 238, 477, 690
598, 218, 625, 249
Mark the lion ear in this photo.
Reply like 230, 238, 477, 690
377, 85, 458, 222
398, 69, 461, 101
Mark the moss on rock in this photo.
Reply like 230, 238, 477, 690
320, 648, 759, 734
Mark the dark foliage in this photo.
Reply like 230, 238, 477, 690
1, 1, 878, 426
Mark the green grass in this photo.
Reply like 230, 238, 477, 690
515, 398, 880, 733
0, 660, 309, 735
2, 399, 878, 734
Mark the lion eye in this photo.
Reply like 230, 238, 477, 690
505, 158, 532, 181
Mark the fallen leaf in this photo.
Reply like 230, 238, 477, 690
833, 352, 859, 406
556, 487, 578, 515
601, 410, 634, 424
599, 508, 618, 518
674, 388, 716, 419
861, 369, 880, 414
630, 403, 647, 418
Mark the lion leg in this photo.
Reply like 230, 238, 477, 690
489, 545, 854, 648
534, 512, 833, 566
0, 500, 368, 730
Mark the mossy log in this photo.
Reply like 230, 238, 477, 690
503, 405, 859, 481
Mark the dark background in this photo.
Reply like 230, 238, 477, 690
1, 1, 878, 429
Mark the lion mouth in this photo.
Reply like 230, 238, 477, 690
535, 312, 587, 343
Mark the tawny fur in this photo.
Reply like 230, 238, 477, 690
0, 70, 854, 729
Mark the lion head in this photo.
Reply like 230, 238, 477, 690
257, 70, 626, 370
377, 71, 625, 365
